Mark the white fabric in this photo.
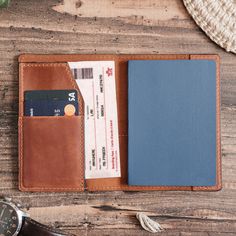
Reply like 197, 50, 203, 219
136, 212, 164, 233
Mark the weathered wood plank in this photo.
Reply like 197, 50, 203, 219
0, 0, 236, 235
52, 0, 189, 23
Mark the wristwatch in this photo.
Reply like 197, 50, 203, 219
0, 197, 74, 236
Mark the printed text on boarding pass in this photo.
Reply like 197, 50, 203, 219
68, 61, 121, 179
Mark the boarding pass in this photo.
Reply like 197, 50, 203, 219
68, 61, 121, 179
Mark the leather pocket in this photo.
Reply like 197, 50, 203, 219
19, 62, 84, 116
19, 116, 84, 191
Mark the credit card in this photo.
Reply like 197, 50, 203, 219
25, 90, 78, 101
68, 61, 121, 179
24, 90, 79, 116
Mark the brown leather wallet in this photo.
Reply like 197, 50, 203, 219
18, 54, 221, 192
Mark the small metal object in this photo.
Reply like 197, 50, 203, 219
3, 196, 12, 202
64, 104, 76, 116
1, 196, 69, 235
0, 197, 30, 236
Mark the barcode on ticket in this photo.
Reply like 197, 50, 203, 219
73, 68, 93, 80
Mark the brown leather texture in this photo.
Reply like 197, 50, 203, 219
19, 62, 85, 191
19, 218, 73, 236
18, 54, 221, 192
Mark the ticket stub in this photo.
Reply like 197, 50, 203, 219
68, 61, 121, 179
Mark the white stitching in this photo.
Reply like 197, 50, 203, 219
19, 63, 85, 191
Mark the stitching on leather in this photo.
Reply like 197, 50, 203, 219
22, 63, 84, 115
116, 55, 188, 60
20, 63, 85, 191
86, 54, 190, 191
64, 64, 84, 115
19, 117, 23, 190
20, 116, 85, 191
19, 54, 189, 62
20, 54, 118, 62
217, 56, 221, 188
87, 54, 221, 191
80, 114, 85, 189
20, 64, 24, 116
23, 116, 81, 120
64, 63, 85, 190
19, 55, 221, 192
20, 116, 84, 191
19, 63, 24, 190
190, 55, 221, 191
87, 185, 192, 191
19, 56, 190, 192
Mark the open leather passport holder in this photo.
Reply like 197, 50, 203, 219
18, 54, 221, 192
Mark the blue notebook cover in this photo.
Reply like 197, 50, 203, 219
128, 60, 216, 186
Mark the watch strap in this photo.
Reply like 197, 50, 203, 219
19, 218, 74, 236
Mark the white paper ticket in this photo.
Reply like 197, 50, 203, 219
68, 61, 121, 179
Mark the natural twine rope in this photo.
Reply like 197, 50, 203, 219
136, 213, 164, 233
183, 0, 236, 54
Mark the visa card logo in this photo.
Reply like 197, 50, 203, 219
68, 92, 76, 101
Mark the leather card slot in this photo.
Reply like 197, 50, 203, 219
19, 62, 84, 116
19, 116, 84, 192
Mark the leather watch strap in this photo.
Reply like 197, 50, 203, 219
19, 218, 74, 236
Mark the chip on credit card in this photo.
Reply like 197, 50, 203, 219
24, 90, 79, 116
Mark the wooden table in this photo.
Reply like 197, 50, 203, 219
0, 1, 236, 235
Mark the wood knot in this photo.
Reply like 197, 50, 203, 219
75, 0, 82, 8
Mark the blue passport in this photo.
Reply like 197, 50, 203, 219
128, 60, 217, 186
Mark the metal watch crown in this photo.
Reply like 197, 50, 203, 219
3, 196, 12, 202
1, 196, 30, 218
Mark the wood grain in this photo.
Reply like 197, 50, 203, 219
0, 0, 236, 235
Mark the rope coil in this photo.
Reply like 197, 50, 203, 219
183, 0, 236, 54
